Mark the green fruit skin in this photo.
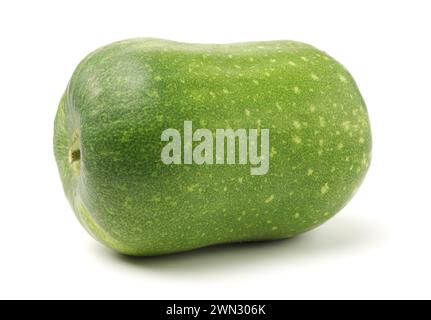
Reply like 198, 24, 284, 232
54, 38, 371, 256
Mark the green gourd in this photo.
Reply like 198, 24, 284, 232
54, 38, 371, 256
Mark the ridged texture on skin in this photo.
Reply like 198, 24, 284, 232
54, 38, 372, 256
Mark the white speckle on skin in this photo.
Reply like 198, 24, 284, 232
253, 80, 259, 85
272, 226, 278, 231
270, 59, 277, 63
293, 120, 301, 129
293, 86, 301, 94
294, 213, 300, 219
309, 105, 316, 113
223, 88, 229, 94
319, 117, 326, 127
359, 137, 365, 144
307, 168, 314, 176
265, 195, 275, 203
301, 56, 309, 62
311, 73, 319, 81
276, 102, 282, 111
293, 136, 302, 144
338, 74, 347, 83
342, 121, 351, 131
337, 143, 344, 150
288, 61, 296, 66
321, 183, 330, 194
245, 109, 251, 117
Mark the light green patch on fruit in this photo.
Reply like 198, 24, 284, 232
321, 183, 330, 194
293, 136, 302, 144
187, 184, 199, 192
319, 117, 326, 127
338, 74, 347, 83
265, 195, 275, 203
342, 121, 351, 131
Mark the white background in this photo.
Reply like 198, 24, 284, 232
0, 0, 430, 300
